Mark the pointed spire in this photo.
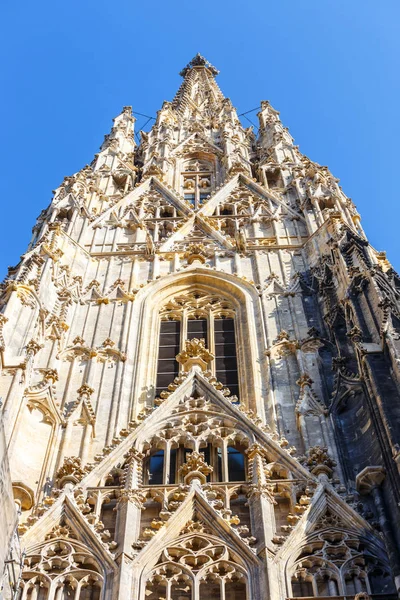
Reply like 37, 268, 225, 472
179, 53, 219, 78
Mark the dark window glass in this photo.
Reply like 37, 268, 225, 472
203, 444, 211, 464
221, 206, 233, 215
227, 447, 245, 481
199, 444, 210, 482
156, 320, 180, 396
148, 450, 164, 484
214, 318, 239, 399
187, 318, 208, 346
291, 580, 314, 597
169, 448, 177, 484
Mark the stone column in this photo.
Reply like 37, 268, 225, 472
356, 466, 400, 592
246, 444, 276, 546
113, 448, 146, 600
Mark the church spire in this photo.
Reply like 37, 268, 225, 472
139, 54, 252, 182
172, 53, 224, 116
5, 57, 400, 600
179, 53, 220, 78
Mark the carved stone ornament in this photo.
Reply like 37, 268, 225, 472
55, 456, 86, 487
300, 446, 336, 480
356, 466, 386, 494
176, 338, 214, 372
183, 243, 210, 264
42, 368, 59, 383
178, 451, 213, 484
117, 488, 146, 508
179, 53, 220, 77
45, 523, 77, 540
26, 339, 43, 356
3, 55, 400, 600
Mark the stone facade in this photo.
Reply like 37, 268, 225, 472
1, 54, 400, 600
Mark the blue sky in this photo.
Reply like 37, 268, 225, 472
1, 0, 399, 277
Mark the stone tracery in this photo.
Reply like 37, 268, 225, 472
1, 54, 399, 600
289, 528, 397, 598
20, 540, 103, 600
144, 534, 249, 600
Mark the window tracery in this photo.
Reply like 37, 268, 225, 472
144, 535, 248, 600
156, 291, 238, 398
289, 527, 396, 598
181, 158, 214, 208
142, 396, 248, 485
20, 541, 103, 600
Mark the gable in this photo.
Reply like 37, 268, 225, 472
78, 370, 315, 490
133, 485, 260, 570
198, 174, 304, 221
172, 132, 223, 158
20, 493, 117, 570
159, 214, 234, 252
91, 177, 191, 229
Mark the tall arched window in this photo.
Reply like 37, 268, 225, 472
155, 291, 239, 399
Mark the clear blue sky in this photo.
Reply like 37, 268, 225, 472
1, 0, 399, 278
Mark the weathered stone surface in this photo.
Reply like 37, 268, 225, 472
1, 55, 400, 599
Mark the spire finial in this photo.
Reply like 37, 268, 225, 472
179, 53, 219, 78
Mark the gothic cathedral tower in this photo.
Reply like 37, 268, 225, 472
1, 55, 400, 600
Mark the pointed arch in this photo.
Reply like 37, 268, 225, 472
21, 538, 105, 600
133, 487, 262, 600
279, 485, 395, 599
130, 268, 266, 414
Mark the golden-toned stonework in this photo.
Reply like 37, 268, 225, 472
1, 54, 400, 600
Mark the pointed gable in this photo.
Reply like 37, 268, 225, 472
198, 174, 303, 221
172, 132, 223, 159
133, 484, 260, 569
77, 369, 314, 491
159, 214, 234, 252
20, 493, 117, 569
91, 176, 191, 229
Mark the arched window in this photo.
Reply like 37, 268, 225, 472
290, 537, 397, 599
146, 449, 165, 485
227, 446, 246, 481
99, 495, 117, 540
291, 577, 314, 598
290, 555, 339, 598
156, 292, 239, 400
199, 580, 220, 600
23, 578, 49, 600
21, 543, 103, 600
229, 488, 251, 529
145, 538, 248, 600
78, 577, 102, 600
53, 579, 76, 600
181, 158, 214, 208
214, 318, 239, 399
200, 442, 223, 482
156, 320, 180, 397
168, 444, 193, 484
143, 438, 248, 485
344, 571, 367, 595
368, 563, 397, 595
